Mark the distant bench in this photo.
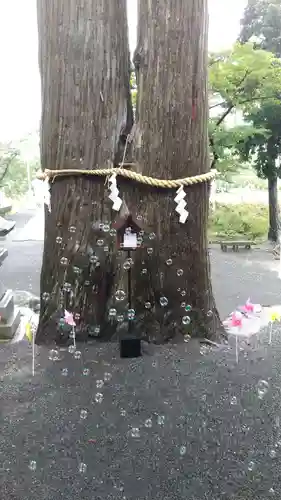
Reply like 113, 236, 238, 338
220, 241, 254, 252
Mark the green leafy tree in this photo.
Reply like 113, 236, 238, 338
0, 144, 38, 199
209, 120, 268, 181
209, 42, 281, 130
239, 102, 281, 241
239, 0, 281, 241
209, 42, 281, 187
240, 0, 281, 57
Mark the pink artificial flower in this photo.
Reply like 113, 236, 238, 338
231, 311, 243, 327
241, 298, 254, 314
64, 310, 76, 327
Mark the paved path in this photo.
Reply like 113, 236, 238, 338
1, 210, 281, 317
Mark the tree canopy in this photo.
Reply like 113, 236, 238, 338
208, 42, 281, 176
209, 42, 281, 123
240, 0, 281, 56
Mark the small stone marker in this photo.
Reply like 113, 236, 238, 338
0, 222, 20, 339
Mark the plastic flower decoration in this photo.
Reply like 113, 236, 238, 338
231, 311, 243, 327
64, 310, 76, 327
25, 322, 33, 343
269, 310, 281, 322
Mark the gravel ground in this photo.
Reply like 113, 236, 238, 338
0, 332, 281, 500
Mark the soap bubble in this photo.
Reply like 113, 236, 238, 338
78, 463, 87, 473
109, 308, 117, 318
95, 393, 104, 404
123, 260, 132, 270
182, 316, 191, 325
269, 449, 277, 458
49, 349, 59, 361
89, 255, 98, 264
28, 460, 37, 471
128, 309, 135, 320
60, 257, 69, 266
160, 297, 168, 307
248, 461, 255, 471
63, 282, 72, 292
257, 379, 269, 399
80, 409, 88, 420
130, 427, 140, 438
56, 236, 63, 244
177, 269, 184, 276
157, 415, 165, 426
144, 418, 153, 428
115, 290, 126, 301
59, 317, 65, 327
166, 259, 172, 266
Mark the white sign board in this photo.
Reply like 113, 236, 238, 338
123, 232, 137, 249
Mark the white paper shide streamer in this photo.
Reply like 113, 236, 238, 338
108, 174, 122, 212
43, 178, 51, 212
174, 185, 189, 223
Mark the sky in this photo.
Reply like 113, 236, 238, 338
0, 0, 247, 145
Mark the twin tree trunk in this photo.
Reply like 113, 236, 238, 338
36, 0, 223, 345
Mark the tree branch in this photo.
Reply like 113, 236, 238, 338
0, 151, 17, 185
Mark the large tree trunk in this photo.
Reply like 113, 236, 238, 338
268, 176, 279, 242
119, 0, 224, 342
36, 0, 132, 344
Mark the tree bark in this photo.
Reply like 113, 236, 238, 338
119, 0, 224, 342
36, 0, 132, 344
268, 176, 279, 242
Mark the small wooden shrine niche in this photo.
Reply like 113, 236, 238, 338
113, 214, 143, 250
